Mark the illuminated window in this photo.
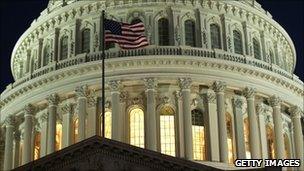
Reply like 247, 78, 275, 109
185, 20, 196, 47
73, 118, 79, 143
253, 38, 261, 60
158, 18, 169, 46
226, 113, 234, 164
56, 123, 62, 151
100, 111, 112, 139
284, 134, 290, 159
192, 109, 205, 160
81, 28, 90, 53
33, 132, 41, 160
43, 44, 51, 66
210, 24, 221, 49
60, 36, 68, 60
244, 117, 251, 159
266, 125, 275, 159
129, 108, 145, 148
160, 105, 175, 156
233, 30, 243, 54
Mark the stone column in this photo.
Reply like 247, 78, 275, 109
269, 95, 285, 159
3, 116, 15, 170
87, 96, 98, 138
62, 103, 74, 148
175, 91, 184, 157
201, 89, 220, 161
212, 81, 228, 163
47, 94, 59, 154
289, 106, 303, 170
39, 112, 48, 157
232, 96, 246, 159
22, 104, 35, 164
178, 78, 193, 160
109, 80, 121, 141
13, 131, 21, 168
75, 85, 88, 142
256, 104, 269, 160
120, 91, 128, 143
144, 78, 158, 151
243, 87, 261, 159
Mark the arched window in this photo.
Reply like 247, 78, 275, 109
33, 132, 41, 160
233, 30, 243, 54
160, 105, 175, 156
210, 24, 221, 49
60, 36, 68, 60
73, 118, 79, 143
56, 123, 62, 151
129, 108, 145, 148
81, 28, 90, 53
158, 18, 169, 46
43, 44, 51, 66
266, 125, 275, 159
253, 38, 261, 60
192, 109, 205, 160
185, 20, 196, 47
269, 50, 275, 64
226, 113, 234, 164
244, 117, 251, 159
100, 111, 112, 139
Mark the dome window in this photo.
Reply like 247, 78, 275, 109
253, 38, 261, 60
191, 109, 205, 160
129, 107, 145, 148
60, 36, 68, 60
43, 44, 51, 66
210, 24, 221, 49
81, 28, 90, 53
160, 105, 176, 156
185, 20, 196, 47
158, 18, 169, 46
233, 30, 243, 55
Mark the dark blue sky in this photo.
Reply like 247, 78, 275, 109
0, 0, 303, 93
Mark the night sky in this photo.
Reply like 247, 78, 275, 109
0, 0, 303, 93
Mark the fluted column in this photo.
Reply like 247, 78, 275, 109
13, 131, 20, 168
175, 91, 184, 157
289, 106, 303, 170
144, 78, 158, 151
178, 78, 193, 160
22, 104, 35, 164
47, 94, 59, 154
201, 89, 220, 161
87, 96, 98, 138
232, 96, 246, 159
109, 80, 121, 141
62, 103, 74, 148
243, 87, 261, 159
256, 104, 269, 160
3, 116, 14, 170
75, 85, 88, 141
269, 96, 285, 159
39, 112, 48, 157
120, 91, 128, 143
212, 81, 228, 163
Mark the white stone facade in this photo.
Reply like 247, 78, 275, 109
0, 0, 303, 170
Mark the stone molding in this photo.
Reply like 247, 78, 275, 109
212, 81, 226, 93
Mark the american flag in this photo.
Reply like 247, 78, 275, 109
104, 19, 149, 49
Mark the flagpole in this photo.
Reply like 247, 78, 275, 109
101, 10, 105, 138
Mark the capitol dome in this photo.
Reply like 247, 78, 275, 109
1, 0, 303, 170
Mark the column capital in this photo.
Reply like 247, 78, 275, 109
75, 85, 89, 97
212, 81, 226, 93
233, 96, 245, 108
243, 87, 256, 99
24, 104, 35, 115
14, 130, 21, 141
269, 95, 282, 107
88, 96, 98, 107
289, 106, 303, 119
144, 77, 158, 90
108, 80, 121, 92
61, 103, 74, 114
4, 116, 15, 127
119, 91, 128, 103
201, 90, 216, 104
178, 78, 192, 90
47, 93, 59, 106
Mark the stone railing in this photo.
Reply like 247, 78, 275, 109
5, 46, 303, 92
